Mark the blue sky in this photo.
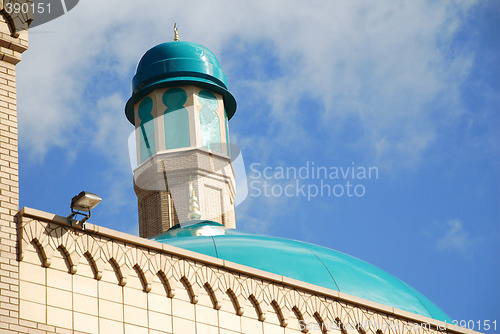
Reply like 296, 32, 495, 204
17, 0, 498, 331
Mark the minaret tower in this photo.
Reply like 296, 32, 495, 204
125, 27, 237, 238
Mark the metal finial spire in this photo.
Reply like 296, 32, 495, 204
187, 178, 201, 220
173, 23, 180, 41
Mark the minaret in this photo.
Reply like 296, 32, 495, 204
125, 27, 237, 238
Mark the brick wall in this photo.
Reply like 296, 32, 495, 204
0, 10, 28, 334
135, 148, 236, 238
15, 208, 477, 334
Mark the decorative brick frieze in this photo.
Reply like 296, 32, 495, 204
16, 208, 479, 334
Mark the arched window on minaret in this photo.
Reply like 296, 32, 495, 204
163, 88, 190, 149
138, 96, 155, 163
199, 90, 222, 153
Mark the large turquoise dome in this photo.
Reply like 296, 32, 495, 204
125, 41, 237, 125
151, 221, 451, 322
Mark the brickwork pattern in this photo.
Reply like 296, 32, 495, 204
15, 213, 477, 334
0, 10, 28, 334
135, 148, 236, 238
0, 1, 33, 38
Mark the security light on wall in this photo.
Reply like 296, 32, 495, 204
67, 191, 102, 230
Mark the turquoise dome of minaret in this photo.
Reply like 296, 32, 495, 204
125, 39, 236, 125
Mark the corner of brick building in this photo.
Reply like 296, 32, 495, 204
0, 9, 28, 334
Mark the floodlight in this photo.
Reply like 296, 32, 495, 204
67, 191, 102, 230
71, 191, 102, 212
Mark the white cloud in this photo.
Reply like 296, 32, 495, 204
16, 0, 478, 173
13, 0, 491, 254
437, 219, 477, 255
89, 93, 132, 166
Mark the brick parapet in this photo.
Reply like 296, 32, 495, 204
14, 207, 482, 334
